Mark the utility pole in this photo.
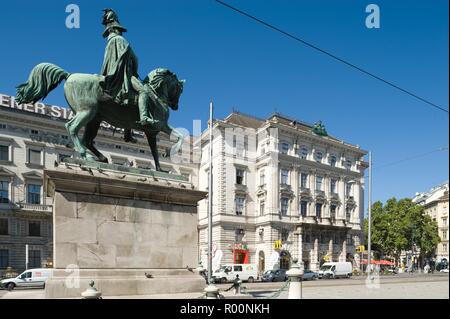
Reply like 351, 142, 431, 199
367, 151, 372, 275
207, 100, 213, 284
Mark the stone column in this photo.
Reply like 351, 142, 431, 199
297, 227, 303, 265
312, 235, 319, 271
341, 232, 347, 262
328, 232, 333, 262
353, 182, 361, 224
338, 177, 346, 220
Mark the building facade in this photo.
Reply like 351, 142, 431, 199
413, 182, 449, 263
0, 93, 198, 274
197, 112, 368, 273
1, 93, 369, 275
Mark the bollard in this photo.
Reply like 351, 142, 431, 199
81, 280, 102, 299
234, 278, 242, 295
204, 284, 220, 299
286, 258, 304, 299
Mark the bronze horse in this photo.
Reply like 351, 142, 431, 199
16, 63, 185, 171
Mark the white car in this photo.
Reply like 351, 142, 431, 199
440, 268, 449, 273
1, 268, 52, 291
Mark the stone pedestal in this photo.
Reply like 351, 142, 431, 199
43, 161, 207, 298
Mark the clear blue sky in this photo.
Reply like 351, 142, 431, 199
0, 0, 448, 206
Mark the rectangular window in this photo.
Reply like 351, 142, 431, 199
29, 250, 41, 268
346, 183, 353, 197
330, 179, 337, 193
344, 159, 352, 170
259, 170, 265, 186
280, 197, 289, 216
443, 244, 448, 252
235, 197, 245, 215
443, 218, 447, 227
259, 201, 265, 216
28, 221, 41, 237
27, 184, 41, 204
0, 145, 9, 161
330, 205, 337, 218
300, 173, 308, 188
28, 149, 41, 165
315, 203, 322, 218
330, 155, 337, 167
281, 229, 289, 242
299, 147, 308, 159
315, 176, 323, 191
280, 142, 289, 154
0, 181, 9, 203
315, 151, 323, 163
0, 219, 8, 235
58, 153, 71, 163
300, 201, 308, 217
236, 168, 244, 185
0, 249, 9, 268
442, 231, 447, 240
346, 208, 351, 221
280, 169, 289, 185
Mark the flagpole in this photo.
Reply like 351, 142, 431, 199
207, 100, 213, 284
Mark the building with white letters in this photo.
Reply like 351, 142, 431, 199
0, 93, 198, 274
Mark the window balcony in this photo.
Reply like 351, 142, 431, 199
315, 190, 325, 199
18, 203, 52, 213
299, 187, 310, 196
328, 192, 339, 201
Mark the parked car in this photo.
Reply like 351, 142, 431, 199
212, 264, 258, 283
301, 269, 318, 281
261, 269, 288, 282
318, 262, 353, 279
440, 268, 449, 273
0, 268, 52, 291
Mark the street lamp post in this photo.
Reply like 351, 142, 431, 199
367, 151, 373, 276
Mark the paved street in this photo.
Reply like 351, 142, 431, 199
1, 273, 448, 299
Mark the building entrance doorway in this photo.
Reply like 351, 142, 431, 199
258, 251, 265, 275
279, 250, 291, 270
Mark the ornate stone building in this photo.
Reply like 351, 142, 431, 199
413, 182, 449, 263
197, 112, 368, 273
0, 92, 369, 275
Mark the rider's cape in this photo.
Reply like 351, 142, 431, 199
100, 33, 139, 104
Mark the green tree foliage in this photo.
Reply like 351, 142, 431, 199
364, 197, 440, 263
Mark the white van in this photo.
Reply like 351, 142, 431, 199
212, 264, 258, 283
318, 262, 352, 279
1, 268, 52, 291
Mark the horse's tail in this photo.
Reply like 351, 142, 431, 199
16, 63, 70, 104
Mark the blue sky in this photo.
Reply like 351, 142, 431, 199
0, 0, 448, 205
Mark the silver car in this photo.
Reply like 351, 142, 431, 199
301, 269, 318, 281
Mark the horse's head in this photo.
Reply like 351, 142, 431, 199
144, 68, 185, 110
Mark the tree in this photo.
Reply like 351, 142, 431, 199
364, 197, 440, 267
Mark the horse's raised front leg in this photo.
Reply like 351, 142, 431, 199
144, 131, 162, 171
65, 109, 97, 161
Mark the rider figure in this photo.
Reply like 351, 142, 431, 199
100, 9, 156, 141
